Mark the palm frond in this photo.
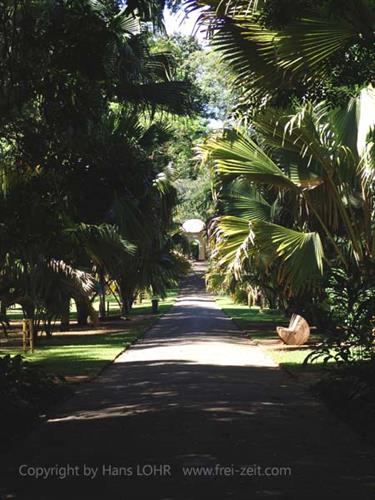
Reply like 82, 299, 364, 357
66, 223, 136, 277
190, 0, 370, 104
221, 180, 273, 220
273, 17, 355, 74
252, 220, 325, 292
202, 128, 298, 189
211, 215, 253, 269
119, 81, 196, 115
111, 11, 141, 36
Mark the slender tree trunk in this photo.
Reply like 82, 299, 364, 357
98, 270, 106, 320
121, 296, 132, 318
119, 279, 135, 320
23, 302, 34, 320
60, 297, 70, 331
45, 318, 53, 337
76, 298, 89, 326
0, 301, 7, 321
21, 300, 37, 343
0, 301, 8, 337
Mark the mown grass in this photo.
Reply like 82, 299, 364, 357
0, 290, 178, 380
5, 288, 179, 320
216, 296, 285, 327
215, 295, 324, 372
1, 328, 144, 379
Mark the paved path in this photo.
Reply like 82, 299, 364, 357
2, 264, 375, 499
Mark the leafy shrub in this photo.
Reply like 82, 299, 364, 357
307, 267, 375, 365
0, 355, 69, 444
231, 286, 249, 305
314, 363, 375, 443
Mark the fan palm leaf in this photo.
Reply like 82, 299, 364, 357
66, 223, 136, 279
190, 0, 375, 103
202, 128, 298, 189
203, 85, 375, 293
211, 215, 254, 274
251, 220, 324, 293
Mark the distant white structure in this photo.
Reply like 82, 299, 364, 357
182, 219, 207, 261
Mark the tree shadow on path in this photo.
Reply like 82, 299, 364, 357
1, 263, 375, 499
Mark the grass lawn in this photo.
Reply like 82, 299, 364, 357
216, 296, 285, 327
215, 295, 325, 373
5, 288, 179, 320
0, 289, 178, 382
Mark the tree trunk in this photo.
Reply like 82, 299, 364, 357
98, 270, 106, 320
121, 297, 132, 318
23, 302, 34, 320
44, 318, 53, 337
0, 301, 7, 321
0, 301, 9, 337
119, 279, 135, 320
76, 299, 89, 326
60, 297, 70, 331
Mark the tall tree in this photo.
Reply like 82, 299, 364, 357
0, 0, 194, 332
187, 0, 375, 114
202, 87, 375, 296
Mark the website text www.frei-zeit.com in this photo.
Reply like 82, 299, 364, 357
18, 463, 292, 481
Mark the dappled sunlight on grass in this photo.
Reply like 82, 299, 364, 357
0, 324, 150, 379
215, 295, 331, 373
2, 288, 179, 323
0, 290, 179, 380
215, 296, 285, 326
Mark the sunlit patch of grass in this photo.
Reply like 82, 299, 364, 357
215, 295, 329, 372
270, 347, 314, 368
4, 288, 179, 321
0, 289, 178, 380
0, 322, 148, 379
215, 295, 285, 328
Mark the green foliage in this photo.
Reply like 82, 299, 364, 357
151, 33, 237, 120
307, 267, 375, 364
203, 86, 375, 309
148, 33, 239, 225
0, 354, 68, 443
0, 2, 194, 331
174, 168, 214, 221
189, 0, 375, 113
188, 48, 238, 121
188, 0, 375, 370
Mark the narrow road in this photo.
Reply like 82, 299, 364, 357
2, 264, 375, 499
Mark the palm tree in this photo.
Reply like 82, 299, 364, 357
111, 159, 190, 316
187, 0, 375, 109
202, 85, 375, 295
0, 1, 195, 333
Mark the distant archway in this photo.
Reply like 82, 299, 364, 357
190, 239, 200, 260
182, 219, 207, 261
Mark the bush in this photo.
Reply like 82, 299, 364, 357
314, 363, 375, 443
307, 267, 375, 365
0, 355, 69, 444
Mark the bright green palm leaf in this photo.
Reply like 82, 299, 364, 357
221, 179, 273, 220
252, 220, 325, 292
333, 84, 375, 158
274, 18, 356, 74
223, 193, 272, 221
212, 19, 283, 96
203, 129, 299, 190
212, 215, 253, 269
